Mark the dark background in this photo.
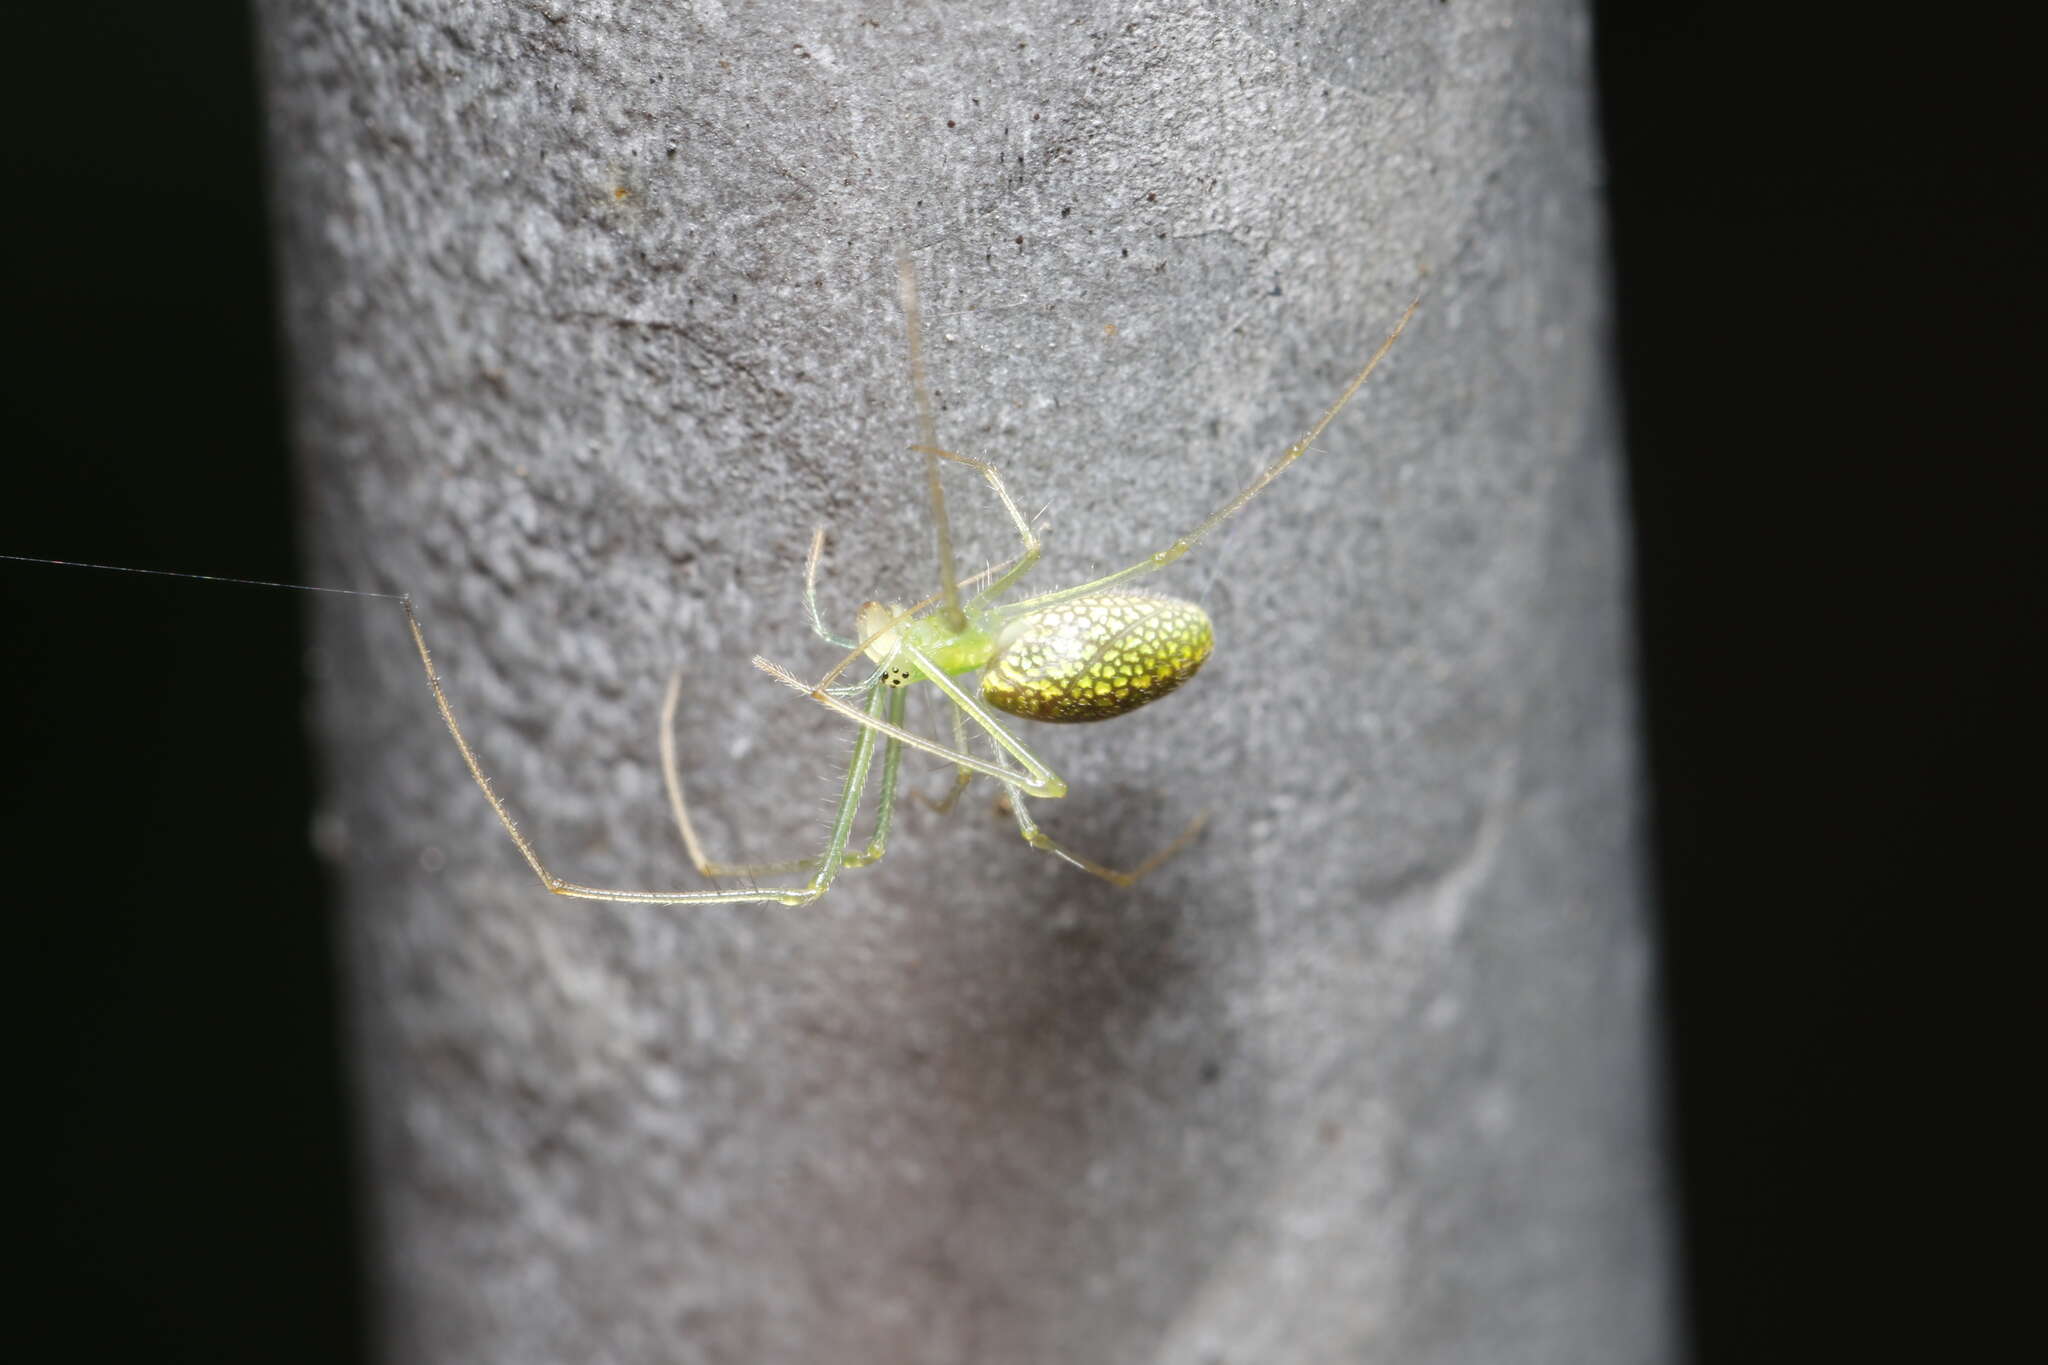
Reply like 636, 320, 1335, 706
1, 5, 2024, 1361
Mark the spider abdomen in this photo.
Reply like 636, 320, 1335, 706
980, 592, 1213, 723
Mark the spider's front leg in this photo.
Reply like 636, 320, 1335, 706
405, 596, 884, 907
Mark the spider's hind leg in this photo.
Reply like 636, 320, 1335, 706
999, 781, 1210, 888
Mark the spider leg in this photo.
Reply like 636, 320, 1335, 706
654, 669, 807, 878
661, 661, 909, 873
753, 640, 1067, 799
801, 527, 857, 648
971, 744, 1208, 887
994, 296, 1420, 620
841, 683, 907, 867
908, 444, 1041, 606
1004, 794, 1210, 887
799, 547, 1027, 698
408, 596, 880, 907
912, 695, 975, 815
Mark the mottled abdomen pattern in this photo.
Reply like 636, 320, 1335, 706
980, 592, 1214, 723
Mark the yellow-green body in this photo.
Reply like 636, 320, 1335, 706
869, 591, 1214, 724
979, 592, 1213, 722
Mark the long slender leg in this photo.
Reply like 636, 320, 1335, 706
913, 696, 975, 815
800, 527, 856, 648
842, 683, 907, 867
798, 527, 1021, 695
407, 596, 874, 906
899, 251, 967, 634
662, 666, 905, 875
790, 450, 1035, 704
792, 681, 888, 899
1002, 787, 1211, 887
662, 666, 906, 875
908, 444, 1041, 606
965, 734, 1209, 886
776, 444, 1046, 713
800, 570, 989, 696
659, 671, 819, 878
994, 296, 1420, 620
753, 639, 1068, 798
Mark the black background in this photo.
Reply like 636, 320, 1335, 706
2, 5, 2025, 1360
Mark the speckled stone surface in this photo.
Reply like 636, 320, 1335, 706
262, 1, 1672, 1360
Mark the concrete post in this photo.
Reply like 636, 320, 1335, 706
262, 2, 1672, 1359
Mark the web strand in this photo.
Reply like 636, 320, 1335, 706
0, 552, 400, 601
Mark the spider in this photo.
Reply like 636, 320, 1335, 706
405, 256, 1418, 907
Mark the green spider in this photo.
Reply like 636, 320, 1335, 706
406, 257, 1417, 906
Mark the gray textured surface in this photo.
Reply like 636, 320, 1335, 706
261, 1, 1672, 1361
